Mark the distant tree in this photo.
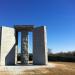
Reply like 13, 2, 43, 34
72, 51, 75, 56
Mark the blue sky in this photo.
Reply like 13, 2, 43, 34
0, 0, 75, 53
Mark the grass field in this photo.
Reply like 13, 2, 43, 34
23, 62, 75, 75
0, 62, 75, 75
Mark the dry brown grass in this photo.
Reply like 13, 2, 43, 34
22, 62, 75, 75
0, 72, 9, 75
0, 62, 75, 75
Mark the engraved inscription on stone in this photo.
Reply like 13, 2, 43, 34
21, 31, 29, 64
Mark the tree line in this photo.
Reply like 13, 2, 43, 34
48, 49, 75, 62
17, 49, 75, 62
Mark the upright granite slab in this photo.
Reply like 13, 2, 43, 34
33, 26, 48, 65
21, 31, 29, 64
0, 27, 2, 65
0, 26, 16, 65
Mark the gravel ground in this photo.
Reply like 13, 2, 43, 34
0, 63, 55, 75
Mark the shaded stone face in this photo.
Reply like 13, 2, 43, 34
33, 26, 48, 65
14, 25, 34, 32
21, 31, 29, 64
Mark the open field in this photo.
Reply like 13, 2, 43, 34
0, 62, 75, 75
23, 62, 75, 75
